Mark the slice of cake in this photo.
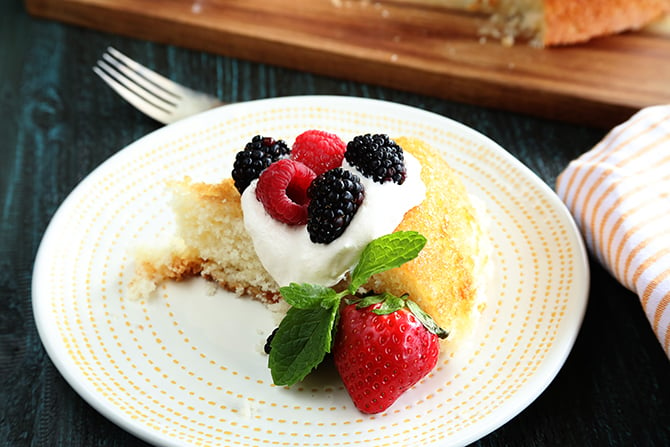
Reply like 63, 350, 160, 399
131, 178, 281, 302
130, 132, 488, 339
405, 0, 670, 46
363, 136, 488, 339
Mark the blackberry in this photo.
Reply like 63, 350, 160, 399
345, 134, 406, 185
231, 135, 291, 194
307, 168, 365, 244
264, 327, 279, 354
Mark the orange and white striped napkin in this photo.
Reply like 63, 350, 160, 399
556, 105, 670, 359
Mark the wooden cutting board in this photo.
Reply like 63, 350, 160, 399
25, 0, 670, 127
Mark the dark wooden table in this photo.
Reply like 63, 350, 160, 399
2, 0, 669, 445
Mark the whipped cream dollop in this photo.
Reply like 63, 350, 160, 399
240, 152, 426, 287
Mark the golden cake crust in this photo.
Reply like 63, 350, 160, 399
365, 137, 485, 338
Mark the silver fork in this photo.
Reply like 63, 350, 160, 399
93, 47, 224, 124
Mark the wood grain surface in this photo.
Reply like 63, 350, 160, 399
24, 0, 670, 127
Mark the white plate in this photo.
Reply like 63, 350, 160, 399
33, 96, 589, 447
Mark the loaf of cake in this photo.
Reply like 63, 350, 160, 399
405, 0, 670, 46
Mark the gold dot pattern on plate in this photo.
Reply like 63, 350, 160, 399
36, 99, 586, 447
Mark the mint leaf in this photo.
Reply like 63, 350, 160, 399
280, 283, 338, 309
349, 231, 427, 292
268, 305, 339, 386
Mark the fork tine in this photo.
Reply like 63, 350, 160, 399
95, 58, 173, 111
93, 63, 173, 124
106, 47, 189, 97
94, 46, 224, 124
100, 52, 178, 107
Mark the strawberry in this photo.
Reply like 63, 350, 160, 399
291, 130, 346, 176
255, 159, 316, 225
333, 296, 448, 414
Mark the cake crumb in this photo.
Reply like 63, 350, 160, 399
501, 35, 515, 47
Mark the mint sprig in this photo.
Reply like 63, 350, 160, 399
349, 231, 427, 292
280, 283, 338, 309
268, 305, 339, 386
268, 231, 428, 386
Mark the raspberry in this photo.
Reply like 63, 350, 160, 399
291, 130, 346, 176
307, 168, 365, 244
232, 135, 291, 194
345, 134, 407, 185
255, 159, 316, 225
